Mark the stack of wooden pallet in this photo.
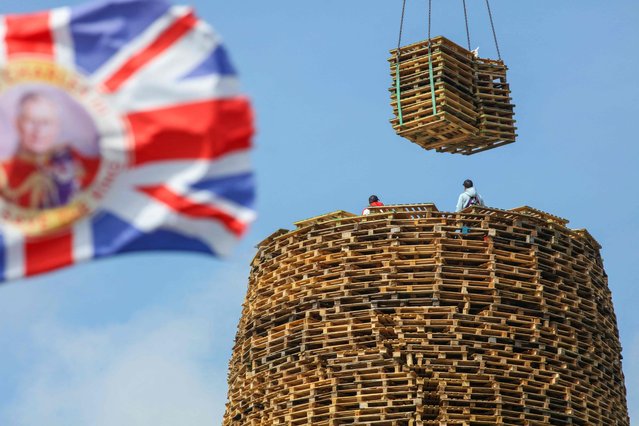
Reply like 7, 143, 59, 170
223, 204, 629, 425
389, 36, 516, 155
471, 57, 517, 148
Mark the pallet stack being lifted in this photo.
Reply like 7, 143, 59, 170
223, 204, 629, 425
389, 36, 517, 155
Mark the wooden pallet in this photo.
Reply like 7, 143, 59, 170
389, 36, 517, 155
223, 204, 629, 425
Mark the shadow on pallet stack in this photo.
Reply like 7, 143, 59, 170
389, 36, 517, 155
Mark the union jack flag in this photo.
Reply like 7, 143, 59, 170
0, 0, 255, 281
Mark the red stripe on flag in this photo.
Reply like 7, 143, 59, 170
25, 230, 73, 276
138, 185, 247, 237
103, 11, 198, 93
127, 98, 253, 166
4, 12, 54, 58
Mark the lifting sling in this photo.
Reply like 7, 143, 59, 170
394, 0, 503, 125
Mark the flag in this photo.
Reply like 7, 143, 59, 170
0, 0, 255, 281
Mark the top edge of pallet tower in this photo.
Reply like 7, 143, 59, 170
257, 204, 600, 251
389, 35, 506, 67
389, 35, 473, 60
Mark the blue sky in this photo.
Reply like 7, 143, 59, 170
0, 0, 638, 424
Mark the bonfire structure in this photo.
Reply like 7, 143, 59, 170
223, 204, 629, 425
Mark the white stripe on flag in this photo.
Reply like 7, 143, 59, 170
99, 188, 165, 232
119, 19, 221, 87
109, 75, 240, 114
100, 188, 239, 256
120, 152, 253, 187
50, 7, 75, 71
113, 152, 255, 222
91, 5, 191, 86
72, 219, 94, 262
107, 20, 240, 113
0, 17, 7, 66
4, 226, 25, 281
164, 210, 239, 256
168, 186, 256, 224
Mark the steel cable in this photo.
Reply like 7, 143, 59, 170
485, 0, 502, 59
462, 0, 472, 51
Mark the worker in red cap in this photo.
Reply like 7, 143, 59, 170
363, 195, 384, 215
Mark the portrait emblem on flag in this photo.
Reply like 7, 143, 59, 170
0, 0, 255, 280
0, 59, 127, 236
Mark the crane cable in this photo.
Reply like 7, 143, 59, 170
427, 0, 437, 115
485, 0, 502, 60
395, 0, 407, 126
399, 0, 500, 124
461, 0, 472, 51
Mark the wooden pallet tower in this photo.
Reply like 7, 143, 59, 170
389, 37, 517, 155
223, 205, 629, 425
